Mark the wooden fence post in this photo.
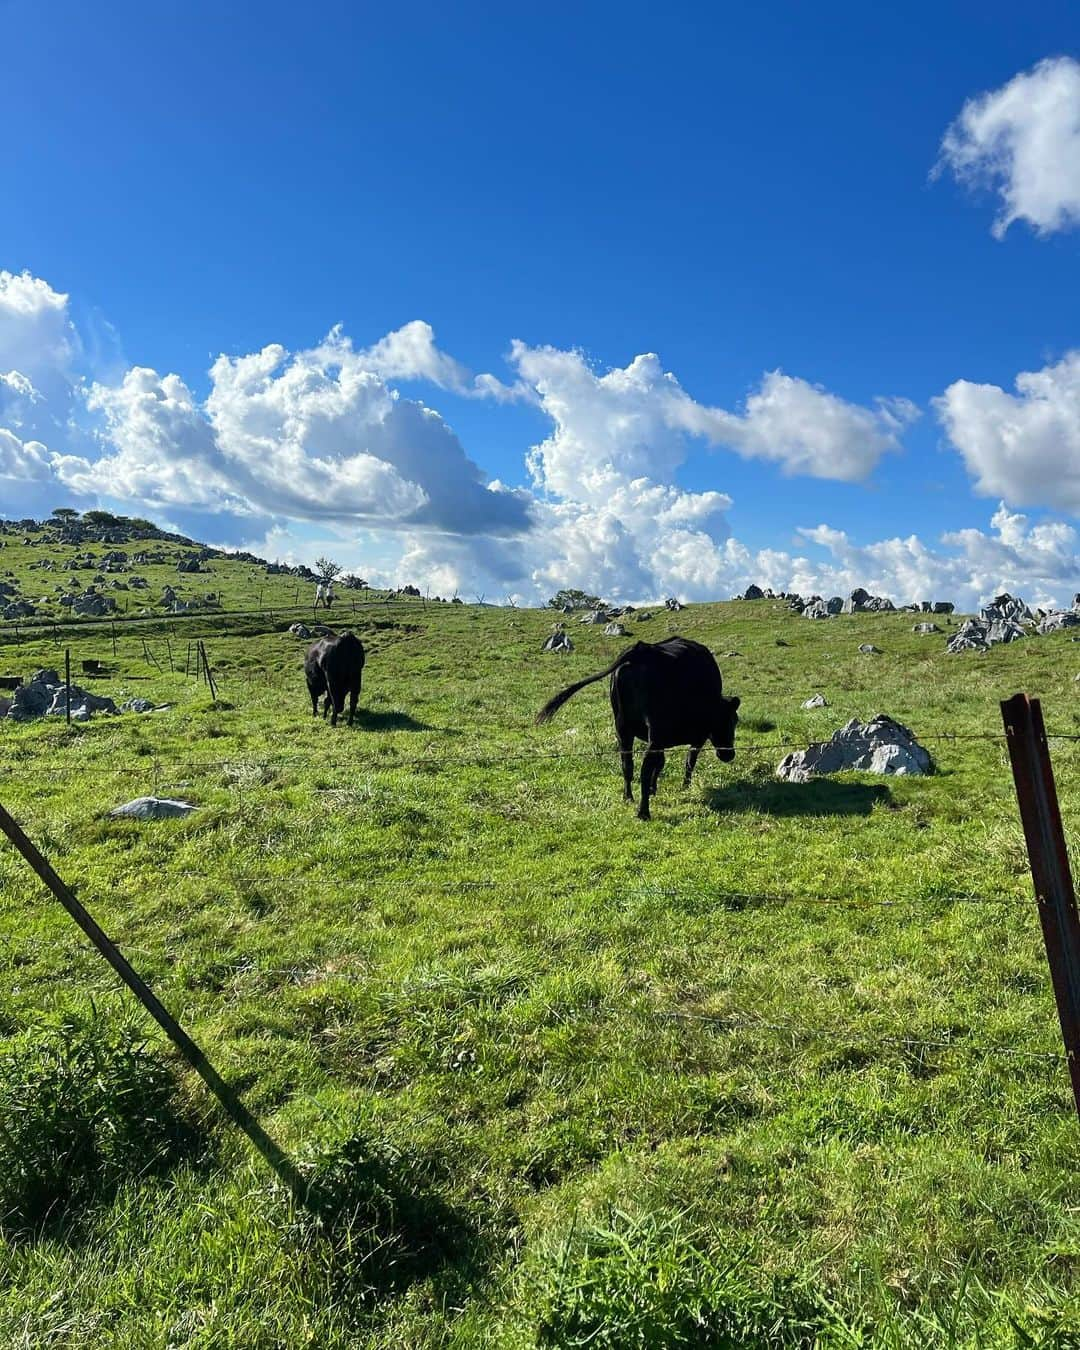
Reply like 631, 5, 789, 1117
1001, 692, 1080, 1125
0, 800, 312, 1208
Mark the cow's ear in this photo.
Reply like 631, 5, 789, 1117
731, 696, 741, 711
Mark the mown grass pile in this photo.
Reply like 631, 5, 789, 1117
1, 567, 1080, 1346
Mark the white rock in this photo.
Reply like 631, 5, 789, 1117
109, 797, 197, 820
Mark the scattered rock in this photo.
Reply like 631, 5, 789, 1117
119, 698, 155, 713
634, 611, 653, 622
109, 797, 197, 820
664, 597, 684, 611
741, 584, 765, 600
579, 609, 612, 625
776, 714, 933, 782
802, 694, 828, 709
803, 599, 832, 620
542, 627, 574, 653
288, 623, 312, 639
912, 622, 940, 634
604, 622, 628, 636
858, 644, 880, 654
4, 669, 118, 722
1037, 610, 1080, 635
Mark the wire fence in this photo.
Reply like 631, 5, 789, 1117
0, 730, 1046, 786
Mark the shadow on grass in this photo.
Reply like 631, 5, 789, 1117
294, 1130, 487, 1309
706, 777, 891, 817
351, 708, 439, 733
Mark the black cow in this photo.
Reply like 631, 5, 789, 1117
536, 637, 739, 819
304, 631, 366, 727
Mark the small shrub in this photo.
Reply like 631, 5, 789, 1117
0, 1014, 208, 1237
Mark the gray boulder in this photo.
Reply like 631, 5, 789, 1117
912, 622, 940, 634
741, 584, 765, 600
802, 694, 828, 709
777, 714, 933, 783
1037, 610, 1080, 635
858, 643, 881, 654
803, 599, 832, 620
604, 622, 628, 636
542, 628, 574, 653
932, 601, 955, 615
109, 797, 197, 820
288, 622, 312, 638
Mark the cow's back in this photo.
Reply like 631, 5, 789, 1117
612, 637, 722, 744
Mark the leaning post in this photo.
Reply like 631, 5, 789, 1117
0, 799, 313, 1208
1001, 692, 1080, 1125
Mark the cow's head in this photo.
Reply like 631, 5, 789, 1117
711, 695, 740, 762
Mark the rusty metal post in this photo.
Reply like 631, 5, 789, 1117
1002, 693, 1080, 1123
0, 800, 312, 1207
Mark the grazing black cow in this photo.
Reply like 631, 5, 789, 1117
304, 631, 365, 727
536, 637, 739, 820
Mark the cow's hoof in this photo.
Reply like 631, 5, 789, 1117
637, 810, 651, 821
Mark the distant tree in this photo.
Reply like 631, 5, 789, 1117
82, 510, 121, 527
314, 556, 343, 584
547, 587, 604, 611
51, 507, 79, 522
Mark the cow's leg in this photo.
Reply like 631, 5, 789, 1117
683, 746, 701, 788
308, 680, 320, 717
649, 751, 666, 796
638, 749, 662, 820
347, 679, 359, 726
617, 725, 634, 801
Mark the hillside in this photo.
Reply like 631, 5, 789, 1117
1, 521, 1080, 1345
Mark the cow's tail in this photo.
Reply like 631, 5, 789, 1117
535, 651, 633, 725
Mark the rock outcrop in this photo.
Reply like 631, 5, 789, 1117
777, 714, 933, 782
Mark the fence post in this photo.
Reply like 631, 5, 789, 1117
1001, 692, 1080, 1125
64, 648, 71, 725
0, 800, 312, 1208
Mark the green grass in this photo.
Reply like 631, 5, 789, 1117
2, 566, 1080, 1346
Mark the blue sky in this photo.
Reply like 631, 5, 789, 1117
2, 0, 1080, 605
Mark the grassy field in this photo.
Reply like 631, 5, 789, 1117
2, 553, 1080, 1347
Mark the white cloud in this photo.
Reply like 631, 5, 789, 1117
937, 56, 1080, 238
936, 351, 1080, 511
62, 331, 532, 537
514, 343, 914, 494
792, 503, 1080, 612
0, 427, 53, 481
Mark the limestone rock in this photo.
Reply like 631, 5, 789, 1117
109, 797, 197, 820
776, 714, 933, 782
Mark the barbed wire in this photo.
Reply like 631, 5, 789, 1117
0, 729, 1034, 786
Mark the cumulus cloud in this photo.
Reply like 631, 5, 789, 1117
937, 56, 1080, 238
792, 503, 1080, 612
936, 351, 1080, 512
0, 427, 53, 481
514, 343, 914, 493
61, 330, 532, 536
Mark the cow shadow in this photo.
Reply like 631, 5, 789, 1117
705, 777, 891, 817
351, 708, 438, 733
